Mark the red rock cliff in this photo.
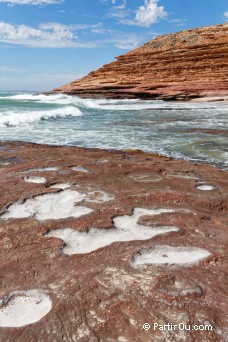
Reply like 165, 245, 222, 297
54, 23, 228, 100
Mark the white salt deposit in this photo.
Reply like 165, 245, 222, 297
0, 289, 52, 328
113, 208, 177, 229
96, 159, 108, 164
85, 191, 114, 203
165, 172, 200, 180
71, 166, 89, 173
49, 183, 71, 189
1, 189, 92, 221
132, 245, 211, 267
19, 166, 59, 173
129, 173, 162, 182
45, 208, 179, 255
23, 176, 46, 184
196, 184, 217, 191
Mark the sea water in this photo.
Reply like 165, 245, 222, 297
0, 92, 227, 168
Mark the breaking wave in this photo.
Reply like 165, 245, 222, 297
0, 106, 82, 127
0, 92, 227, 168
1, 93, 227, 111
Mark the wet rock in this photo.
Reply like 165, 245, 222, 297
0, 157, 23, 166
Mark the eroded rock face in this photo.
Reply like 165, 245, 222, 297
0, 141, 227, 341
54, 23, 228, 101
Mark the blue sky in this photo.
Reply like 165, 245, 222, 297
0, 0, 227, 91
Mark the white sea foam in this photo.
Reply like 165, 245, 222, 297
0, 106, 82, 127
132, 245, 211, 267
0, 92, 227, 168
0, 289, 52, 328
0, 93, 73, 103
1, 93, 227, 111
45, 208, 180, 255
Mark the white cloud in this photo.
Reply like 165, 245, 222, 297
224, 11, 228, 18
108, 1, 129, 19
0, 66, 24, 72
98, 30, 157, 50
100, 0, 116, 4
109, 0, 167, 27
135, 0, 167, 26
0, 0, 62, 5
113, 0, 126, 9
169, 18, 187, 27
0, 22, 96, 48
114, 36, 142, 50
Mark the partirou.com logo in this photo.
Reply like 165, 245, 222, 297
143, 322, 213, 331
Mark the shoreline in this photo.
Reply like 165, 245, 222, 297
1, 140, 227, 170
51, 90, 228, 102
190, 95, 228, 103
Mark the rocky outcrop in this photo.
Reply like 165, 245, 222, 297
54, 23, 228, 100
0, 142, 227, 341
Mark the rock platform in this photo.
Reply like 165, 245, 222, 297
0, 142, 227, 341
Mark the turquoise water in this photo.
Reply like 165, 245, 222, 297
0, 92, 227, 168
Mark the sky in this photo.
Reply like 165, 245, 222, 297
0, 0, 227, 91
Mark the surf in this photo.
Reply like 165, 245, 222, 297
0, 92, 227, 168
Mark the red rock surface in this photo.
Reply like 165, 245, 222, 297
53, 23, 228, 101
0, 142, 227, 341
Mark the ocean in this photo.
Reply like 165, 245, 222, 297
0, 92, 227, 168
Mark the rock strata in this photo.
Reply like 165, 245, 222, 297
0, 142, 227, 341
54, 23, 228, 101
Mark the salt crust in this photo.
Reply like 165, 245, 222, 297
1, 189, 114, 221
129, 174, 162, 182
49, 183, 71, 189
132, 245, 211, 267
0, 289, 52, 327
196, 184, 217, 191
71, 166, 89, 173
45, 208, 179, 255
96, 159, 108, 164
23, 176, 46, 184
165, 172, 200, 180
19, 166, 59, 173
1, 189, 92, 221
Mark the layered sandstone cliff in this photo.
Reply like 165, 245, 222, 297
54, 23, 228, 100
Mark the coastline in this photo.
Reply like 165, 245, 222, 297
50, 90, 228, 102
190, 96, 228, 103
0, 140, 227, 340
53, 23, 228, 102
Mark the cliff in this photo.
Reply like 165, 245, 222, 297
54, 23, 228, 100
